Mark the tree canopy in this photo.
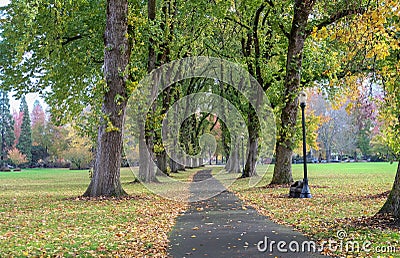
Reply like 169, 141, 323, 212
0, 0, 399, 202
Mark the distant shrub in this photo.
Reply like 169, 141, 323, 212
7, 148, 28, 168
63, 148, 92, 170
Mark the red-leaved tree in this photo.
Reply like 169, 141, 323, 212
12, 110, 23, 147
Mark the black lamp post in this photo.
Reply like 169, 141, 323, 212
241, 135, 245, 177
209, 145, 212, 165
299, 91, 312, 198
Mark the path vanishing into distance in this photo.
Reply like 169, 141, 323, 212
168, 169, 325, 258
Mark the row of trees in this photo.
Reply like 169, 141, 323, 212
0, 91, 92, 170
0, 92, 31, 169
0, 0, 399, 217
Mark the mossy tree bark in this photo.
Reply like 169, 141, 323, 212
271, 0, 316, 185
379, 162, 400, 218
83, 0, 129, 197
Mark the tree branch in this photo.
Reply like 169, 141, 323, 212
210, 116, 219, 132
279, 23, 290, 38
306, 7, 367, 36
204, 42, 236, 59
49, 34, 87, 57
225, 16, 251, 30
61, 34, 84, 46
252, 3, 267, 86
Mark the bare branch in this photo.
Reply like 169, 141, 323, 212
224, 16, 251, 30
61, 34, 84, 46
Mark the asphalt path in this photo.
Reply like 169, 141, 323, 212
168, 169, 325, 257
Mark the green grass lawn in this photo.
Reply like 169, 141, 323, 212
1, 163, 399, 257
228, 162, 400, 257
0, 167, 200, 257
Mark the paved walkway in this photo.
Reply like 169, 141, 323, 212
168, 169, 325, 257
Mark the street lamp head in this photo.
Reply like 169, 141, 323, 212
299, 91, 307, 106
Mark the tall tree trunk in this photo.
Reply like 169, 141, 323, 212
244, 133, 258, 177
379, 162, 400, 218
138, 0, 159, 183
225, 137, 234, 172
326, 148, 331, 162
243, 103, 259, 177
1, 127, 5, 168
147, 0, 156, 71
176, 141, 185, 171
178, 163, 185, 171
227, 142, 241, 173
225, 155, 232, 171
153, 0, 174, 173
233, 143, 241, 173
271, 0, 315, 185
193, 157, 199, 168
169, 102, 179, 173
186, 156, 193, 168
242, 3, 267, 178
156, 110, 169, 175
139, 120, 156, 183
170, 156, 178, 173
83, 0, 129, 197
156, 150, 168, 176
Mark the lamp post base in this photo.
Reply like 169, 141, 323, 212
300, 179, 312, 198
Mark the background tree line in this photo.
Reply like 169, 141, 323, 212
0, 91, 92, 170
